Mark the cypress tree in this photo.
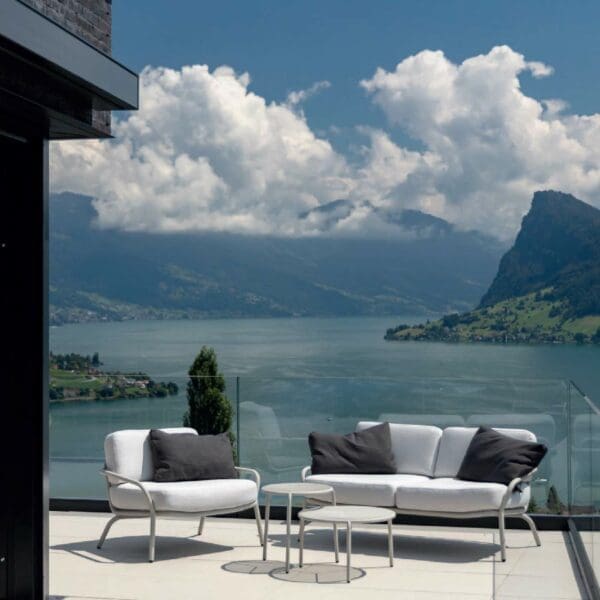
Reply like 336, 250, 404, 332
183, 346, 234, 443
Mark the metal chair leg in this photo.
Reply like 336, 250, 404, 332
299, 518, 305, 567
521, 513, 541, 547
253, 503, 264, 546
97, 515, 119, 549
346, 521, 352, 583
498, 510, 506, 562
333, 523, 339, 563
197, 516, 205, 536
387, 519, 394, 567
149, 513, 156, 562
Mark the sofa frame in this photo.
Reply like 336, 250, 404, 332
301, 466, 541, 562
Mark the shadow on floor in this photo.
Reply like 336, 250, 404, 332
51, 535, 233, 564
266, 528, 502, 563
222, 560, 366, 584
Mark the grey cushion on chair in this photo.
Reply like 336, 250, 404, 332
149, 429, 236, 482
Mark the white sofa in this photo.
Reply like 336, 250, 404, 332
302, 422, 542, 561
97, 427, 263, 561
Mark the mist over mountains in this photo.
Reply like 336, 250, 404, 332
49, 193, 505, 324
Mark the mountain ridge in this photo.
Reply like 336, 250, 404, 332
49, 192, 504, 324
385, 190, 600, 345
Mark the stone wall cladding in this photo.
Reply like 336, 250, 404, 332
20, 0, 113, 134
20, 0, 111, 54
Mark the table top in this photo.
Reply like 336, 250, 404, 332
298, 505, 396, 524
262, 482, 334, 496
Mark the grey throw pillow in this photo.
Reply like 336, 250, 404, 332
309, 422, 396, 475
149, 429, 236, 482
457, 426, 547, 485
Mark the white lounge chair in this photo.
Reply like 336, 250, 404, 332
97, 427, 263, 561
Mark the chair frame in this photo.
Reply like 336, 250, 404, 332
301, 466, 540, 562
98, 466, 263, 562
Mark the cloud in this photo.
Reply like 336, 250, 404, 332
51, 46, 600, 240
360, 45, 600, 237
285, 80, 331, 108
51, 66, 350, 235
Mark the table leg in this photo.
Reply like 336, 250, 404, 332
387, 519, 394, 567
262, 494, 271, 561
285, 493, 292, 573
299, 517, 305, 567
346, 521, 352, 583
331, 489, 339, 563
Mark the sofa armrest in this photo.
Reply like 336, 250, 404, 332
100, 469, 155, 514
301, 466, 311, 481
235, 466, 261, 491
500, 467, 539, 511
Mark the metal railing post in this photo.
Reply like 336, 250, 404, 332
236, 376, 241, 465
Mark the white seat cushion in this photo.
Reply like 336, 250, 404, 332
433, 427, 537, 479
109, 478, 257, 513
306, 473, 430, 507
356, 422, 442, 477
395, 478, 530, 513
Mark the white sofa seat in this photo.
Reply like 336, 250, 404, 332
110, 478, 258, 513
395, 477, 530, 513
306, 473, 431, 507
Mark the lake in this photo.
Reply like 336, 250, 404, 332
49, 316, 600, 503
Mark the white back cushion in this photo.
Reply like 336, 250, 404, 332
433, 426, 537, 479
104, 427, 197, 482
357, 421, 442, 477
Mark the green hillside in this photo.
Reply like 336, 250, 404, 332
385, 289, 600, 344
386, 191, 600, 346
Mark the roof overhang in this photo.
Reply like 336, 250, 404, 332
0, 0, 139, 140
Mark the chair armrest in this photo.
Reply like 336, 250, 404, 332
235, 466, 261, 490
301, 466, 311, 481
100, 469, 155, 513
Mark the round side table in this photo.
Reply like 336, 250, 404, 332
298, 504, 396, 583
261, 482, 337, 573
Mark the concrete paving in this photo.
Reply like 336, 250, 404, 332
49, 512, 586, 600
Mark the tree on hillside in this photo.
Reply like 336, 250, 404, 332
183, 346, 234, 443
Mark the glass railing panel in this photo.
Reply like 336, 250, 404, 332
235, 376, 569, 510
568, 381, 600, 587
50, 373, 570, 515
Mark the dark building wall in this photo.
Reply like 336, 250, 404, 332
19, 0, 111, 54
20, 0, 113, 133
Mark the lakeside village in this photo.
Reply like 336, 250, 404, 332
50, 352, 179, 402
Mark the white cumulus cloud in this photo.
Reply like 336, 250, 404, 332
51, 46, 600, 240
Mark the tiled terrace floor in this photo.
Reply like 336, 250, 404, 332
50, 511, 586, 600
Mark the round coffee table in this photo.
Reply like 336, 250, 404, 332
298, 505, 396, 583
262, 482, 337, 573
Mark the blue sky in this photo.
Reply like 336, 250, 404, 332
113, 0, 600, 138
52, 1, 600, 240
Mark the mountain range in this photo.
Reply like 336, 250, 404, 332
385, 191, 600, 344
49, 193, 505, 324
